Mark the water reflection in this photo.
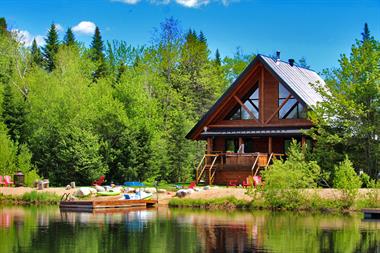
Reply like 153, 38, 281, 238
0, 206, 379, 253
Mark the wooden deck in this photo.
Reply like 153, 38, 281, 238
59, 199, 157, 212
362, 208, 380, 220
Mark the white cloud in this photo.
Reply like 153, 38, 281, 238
175, 0, 209, 7
113, 0, 236, 7
72, 21, 96, 35
12, 29, 45, 47
54, 23, 63, 32
113, 0, 141, 3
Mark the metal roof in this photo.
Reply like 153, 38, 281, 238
260, 55, 324, 107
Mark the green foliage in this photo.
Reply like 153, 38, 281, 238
308, 23, 380, 178
63, 28, 76, 47
333, 156, 361, 208
0, 122, 17, 175
31, 39, 43, 67
43, 23, 60, 71
261, 140, 320, 209
90, 26, 107, 80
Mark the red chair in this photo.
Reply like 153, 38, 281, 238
4, 176, 14, 187
227, 179, 238, 187
188, 181, 196, 189
92, 175, 105, 186
242, 178, 251, 188
0, 176, 5, 187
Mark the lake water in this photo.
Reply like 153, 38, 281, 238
0, 206, 379, 253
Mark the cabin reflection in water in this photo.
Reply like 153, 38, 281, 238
186, 54, 324, 185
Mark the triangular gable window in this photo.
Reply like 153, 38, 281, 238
227, 83, 259, 120
278, 83, 306, 119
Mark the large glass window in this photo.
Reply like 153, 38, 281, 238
278, 83, 306, 119
227, 83, 259, 120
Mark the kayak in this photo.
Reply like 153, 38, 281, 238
124, 191, 152, 200
96, 191, 121, 196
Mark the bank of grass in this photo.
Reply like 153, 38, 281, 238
0, 191, 61, 205
168, 191, 380, 212
169, 196, 252, 209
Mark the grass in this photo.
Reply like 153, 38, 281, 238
169, 191, 380, 212
169, 196, 251, 209
0, 191, 61, 205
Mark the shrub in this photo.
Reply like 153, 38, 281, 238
260, 140, 320, 210
333, 156, 361, 208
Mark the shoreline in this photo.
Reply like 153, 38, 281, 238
1, 187, 379, 213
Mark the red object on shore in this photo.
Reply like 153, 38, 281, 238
92, 176, 105, 186
227, 179, 238, 187
253, 176, 262, 187
188, 181, 196, 189
242, 179, 251, 188
4, 176, 14, 187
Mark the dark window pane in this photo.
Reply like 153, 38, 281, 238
244, 138, 254, 153
226, 139, 237, 152
230, 108, 241, 120
298, 103, 307, 118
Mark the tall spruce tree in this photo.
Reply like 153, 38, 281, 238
63, 28, 76, 46
2, 83, 26, 144
31, 39, 43, 67
43, 23, 60, 71
198, 31, 206, 44
90, 26, 107, 80
361, 23, 370, 42
0, 17, 7, 35
215, 49, 221, 66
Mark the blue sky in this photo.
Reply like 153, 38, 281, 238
2, 0, 380, 72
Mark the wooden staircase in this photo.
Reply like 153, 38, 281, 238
251, 153, 281, 176
196, 154, 220, 185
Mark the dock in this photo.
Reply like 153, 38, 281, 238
60, 199, 157, 212
362, 208, 380, 220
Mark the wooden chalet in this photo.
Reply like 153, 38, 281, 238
186, 53, 325, 185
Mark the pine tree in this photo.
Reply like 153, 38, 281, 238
63, 28, 76, 46
43, 23, 60, 72
90, 26, 107, 80
2, 83, 26, 144
0, 17, 7, 35
215, 49, 221, 66
31, 39, 43, 67
198, 31, 207, 44
361, 23, 371, 42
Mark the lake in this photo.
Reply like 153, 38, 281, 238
0, 206, 379, 253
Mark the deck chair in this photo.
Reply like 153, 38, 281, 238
188, 181, 196, 189
4, 176, 14, 187
92, 175, 105, 186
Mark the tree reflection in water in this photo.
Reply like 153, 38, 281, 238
0, 207, 379, 253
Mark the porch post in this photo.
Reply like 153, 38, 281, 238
207, 137, 213, 154
268, 136, 272, 154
